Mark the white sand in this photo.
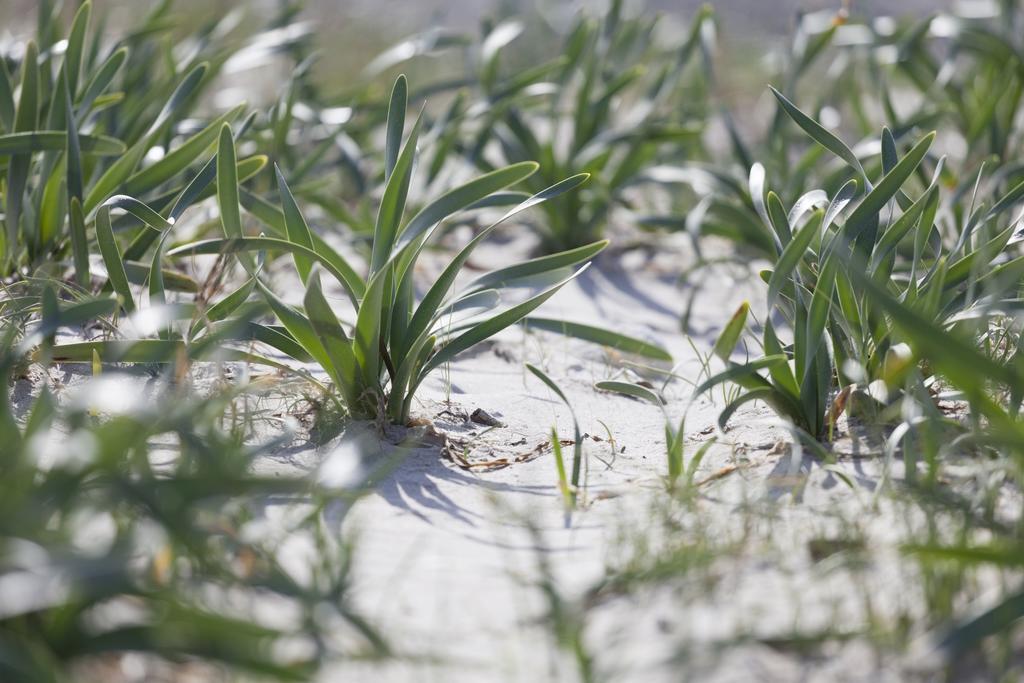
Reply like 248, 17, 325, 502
244, 235, 1001, 682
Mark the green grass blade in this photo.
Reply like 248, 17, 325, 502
48, 339, 182, 363
749, 162, 772, 237
763, 319, 800, 398
465, 239, 606, 292
48, 338, 312, 379
75, 47, 127, 121
712, 301, 749, 362
526, 362, 583, 496
841, 131, 935, 250
693, 355, 787, 396
68, 198, 89, 287
84, 63, 207, 212
823, 179, 858, 231
233, 323, 313, 362
304, 270, 361, 407
64, 84, 84, 204
869, 185, 937, 276
122, 261, 196, 292
788, 189, 828, 228
217, 124, 242, 238
13, 41, 38, 132
550, 428, 573, 509
26, 297, 117, 341
523, 317, 672, 362
0, 57, 14, 131
64, 1, 91, 97
770, 85, 869, 186
123, 104, 245, 196
395, 176, 592, 366
121, 153, 265, 262
718, 387, 777, 431
767, 215, 818, 311
595, 380, 664, 406
849, 267, 1024, 394
146, 62, 208, 139
0, 131, 125, 155
370, 111, 424, 273
254, 279, 334, 371
6, 41, 38, 261
421, 265, 590, 378
353, 268, 388, 392
276, 164, 315, 283
765, 191, 793, 246
803, 253, 837, 381
83, 141, 148, 214
240, 188, 364, 303
525, 362, 573, 410
199, 278, 256, 328
149, 235, 166, 306
384, 75, 408, 182
397, 174, 591, 303
103, 195, 175, 233
96, 206, 135, 312
168, 236, 363, 307
686, 437, 716, 485
396, 161, 539, 251
880, 126, 898, 174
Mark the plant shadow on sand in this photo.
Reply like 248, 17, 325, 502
764, 449, 879, 504
312, 421, 597, 549
575, 253, 681, 325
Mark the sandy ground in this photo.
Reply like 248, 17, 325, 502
11, 224, 1015, 681
228, 229, 1008, 682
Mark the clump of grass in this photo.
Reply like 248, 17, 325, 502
0, 1, 311, 282
0, 324, 385, 680
23, 67, 607, 426
372, 1, 715, 252
185, 75, 607, 423
701, 88, 1023, 450
690, 58, 1024, 669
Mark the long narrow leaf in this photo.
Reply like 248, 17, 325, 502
524, 318, 671, 361
276, 165, 315, 282
770, 86, 869, 186
96, 207, 135, 312
421, 265, 591, 378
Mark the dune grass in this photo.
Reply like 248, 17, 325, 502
2, 0, 1024, 679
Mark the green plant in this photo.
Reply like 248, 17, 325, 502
0, 1, 315, 281
640, 7, 955, 264
595, 380, 714, 489
7, 2, 1024, 677
14, 150, 316, 379
881, 2, 1024, 166
525, 363, 584, 509
701, 90, 1024, 445
372, 1, 714, 252
633, 7, 851, 260
172, 76, 605, 424
520, 318, 673, 364
0, 324, 385, 681
483, 1, 712, 252
253, 72, 536, 257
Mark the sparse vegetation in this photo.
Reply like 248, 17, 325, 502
3, 0, 1024, 680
